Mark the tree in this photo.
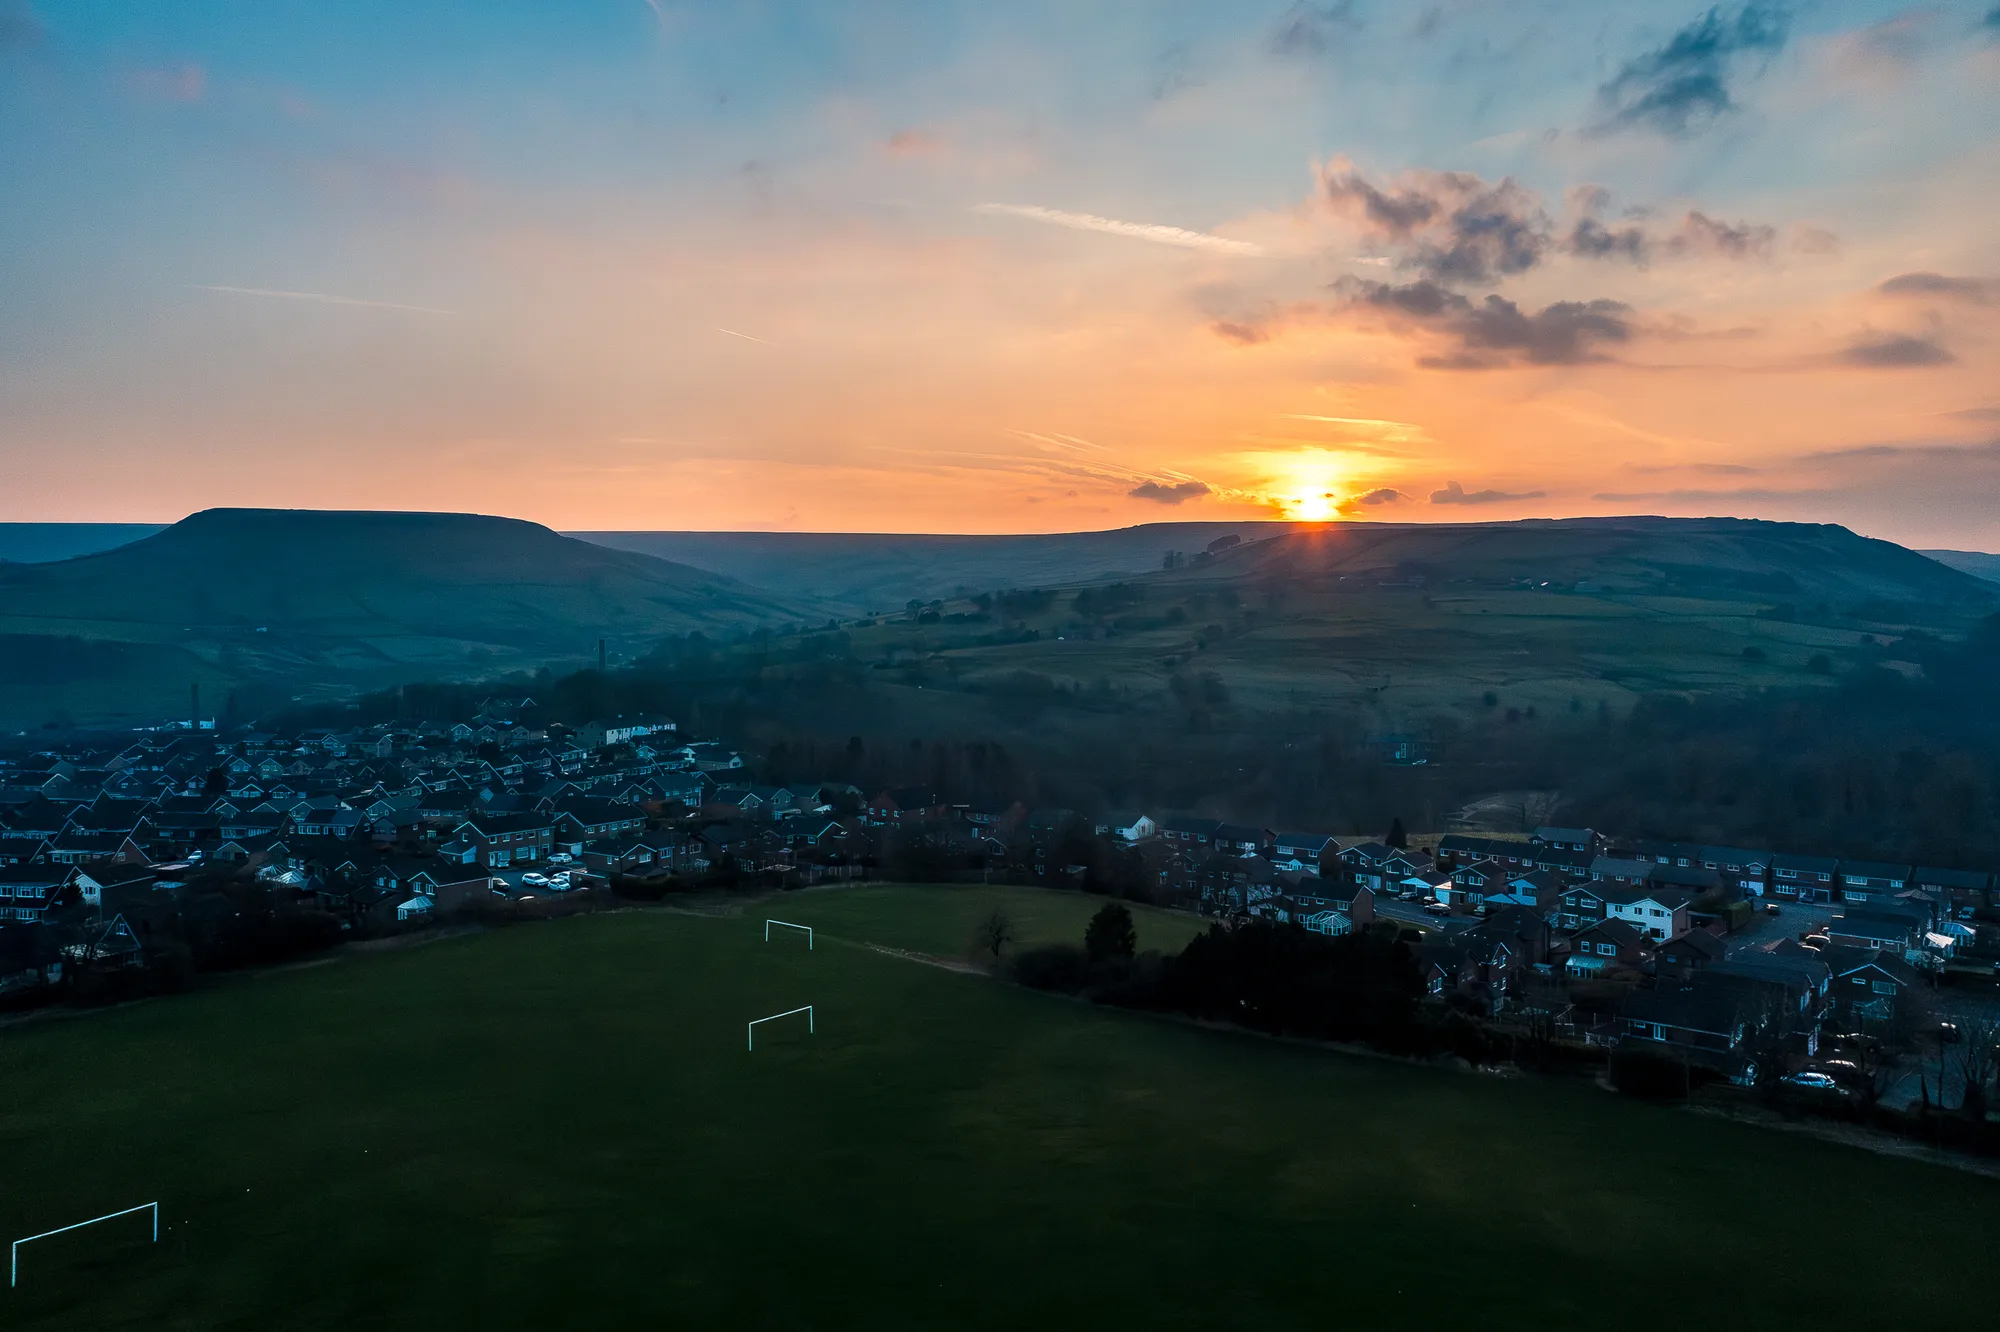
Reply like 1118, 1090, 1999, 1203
1084, 901, 1137, 964
1956, 1016, 1998, 1120
975, 906, 1015, 962
1385, 817, 1407, 850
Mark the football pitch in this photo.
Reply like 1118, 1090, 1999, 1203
1, 885, 1993, 1329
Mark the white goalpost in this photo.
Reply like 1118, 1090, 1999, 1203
764, 919, 812, 949
747, 1005, 814, 1051
11, 1202, 157, 1288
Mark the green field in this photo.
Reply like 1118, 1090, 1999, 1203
2, 886, 1994, 1329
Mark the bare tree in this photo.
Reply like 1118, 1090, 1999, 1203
1738, 992, 1795, 1093
975, 905, 1015, 963
1956, 1016, 1998, 1120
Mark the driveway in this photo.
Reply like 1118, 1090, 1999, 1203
1726, 899, 1836, 955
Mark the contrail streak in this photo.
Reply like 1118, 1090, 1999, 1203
192, 285, 457, 315
973, 203, 1263, 256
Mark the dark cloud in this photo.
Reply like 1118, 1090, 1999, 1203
1626, 462, 1761, 475
1347, 488, 1407, 507
0, 3, 43, 47
1837, 334, 1955, 368
1351, 277, 1466, 318
1209, 320, 1269, 345
1439, 295, 1633, 368
1343, 279, 1634, 368
1321, 163, 1450, 236
1564, 187, 1775, 265
1323, 166, 1550, 283
1419, 179, 1550, 284
1945, 406, 2000, 422
1328, 167, 1777, 282
1432, 481, 1548, 505
1675, 210, 1775, 258
1568, 215, 1650, 263
1591, 487, 1805, 503
1129, 479, 1212, 504
1804, 439, 2000, 463
1593, 4, 1790, 137
1271, 2, 1360, 57
1878, 272, 2000, 304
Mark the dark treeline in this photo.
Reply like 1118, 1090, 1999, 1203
273, 614, 2000, 867
7, 868, 344, 1010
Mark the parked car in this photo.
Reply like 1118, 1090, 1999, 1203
547, 872, 572, 891
1785, 1072, 1839, 1090
521, 872, 549, 887
548, 853, 573, 864
1938, 1021, 1962, 1045
1423, 901, 1451, 915
1765, 903, 1781, 917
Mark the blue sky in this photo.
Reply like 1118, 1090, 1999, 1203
2, 2, 1997, 543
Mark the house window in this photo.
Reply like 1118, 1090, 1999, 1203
1597, 942, 1614, 956
1871, 981, 1896, 995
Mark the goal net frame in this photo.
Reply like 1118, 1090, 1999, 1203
11, 1202, 158, 1288
747, 1005, 814, 1051
764, 919, 813, 949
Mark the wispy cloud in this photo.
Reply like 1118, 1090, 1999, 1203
1592, 487, 1807, 502
885, 130, 943, 158
1590, 3, 1790, 137
1836, 332, 1954, 368
0, 3, 44, 49
716, 327, 776, 346
123, 63, 208, 103
1432, 480, 1546, 505
192, 284, 457, 315
1878, 272, 2000, 305
1129, 479, 1211, 504
973, 203, 1264, 256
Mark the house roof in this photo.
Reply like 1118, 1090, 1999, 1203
1661, 930, 1727, 961
1575, 917, 1648, 950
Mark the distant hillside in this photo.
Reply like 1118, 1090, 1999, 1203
579, 518, 1993, 618
1176, 517, 1995, 609
1923, 549, 2000, 585
0, 509, 816, 725
576, 522, 1302, 614
0, 523, 165, 564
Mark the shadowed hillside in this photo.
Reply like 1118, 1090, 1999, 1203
1181, 518, 1996, 609
1925, 549, 2000, 585
583, 518, 1991, 618
0, 523, 166, 564
576, 522, 1302, 614
0, 509, 817, 724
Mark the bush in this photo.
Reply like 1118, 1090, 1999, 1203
1610, 1045, 1724, 1100
1009, 944, 1091, 993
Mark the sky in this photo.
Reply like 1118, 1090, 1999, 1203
1, 2, 1997, 546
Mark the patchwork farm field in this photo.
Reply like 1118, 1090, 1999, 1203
1, 886, 1993, 1330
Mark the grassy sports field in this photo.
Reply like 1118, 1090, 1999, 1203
1, 885, 1994, 1329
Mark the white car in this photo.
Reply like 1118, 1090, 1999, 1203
520, 872, 549, 887
1785, 1071, 1838, 1090
546, 872, 572, 891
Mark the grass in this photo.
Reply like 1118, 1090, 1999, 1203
756, 882, 1209, 958
1, 888, 1995, 1329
